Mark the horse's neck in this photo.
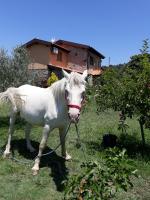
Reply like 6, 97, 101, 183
50, 79, 67, 111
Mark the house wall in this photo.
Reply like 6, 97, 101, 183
28, 69, 48, 87
27, 44, 68, 69
88, 51, 101, 68
56, 43, 102, 75
58, 44, 87, 72
26, 44, 69, 86
87, 51, 102, 75
27, 44, 50, 69
50, 49, 68, 68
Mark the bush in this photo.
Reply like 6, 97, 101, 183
47, 72, 58, 86
64, 148, 137, 200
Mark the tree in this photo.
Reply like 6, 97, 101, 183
11, 46, 31, 87
125, 41, 150, 146
0, 49, 12, 91
140, 38, 149, 54
95, 40, 150, 147
0, 46, 32, 92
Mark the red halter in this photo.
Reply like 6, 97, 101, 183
65, 90, 85, 111
67, 104, 81, 110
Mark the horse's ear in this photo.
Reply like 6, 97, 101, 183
82, 70, 88, 80
62, 69, 70, 79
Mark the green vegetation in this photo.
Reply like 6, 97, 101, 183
0, 46, 33, 92
64, 148, 137, 200
47, 72, 59, 87
95, 39, 150, 146
0, 39, 150, 199
0, 103, 150, 200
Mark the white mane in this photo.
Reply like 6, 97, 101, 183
50, 78, 66, 99
50, 72, 86, 99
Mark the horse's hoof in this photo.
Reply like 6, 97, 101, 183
32, 166, 39, 176
64, 154, 72, 161
3, 152, 11, 158
28, 147, 36, 153
32, 169, 39, 176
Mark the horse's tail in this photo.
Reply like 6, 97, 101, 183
0, 88, 21, 112
0, 90, 10, 104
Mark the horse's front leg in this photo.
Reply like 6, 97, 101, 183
59, 126, 72, 161
32, 124, 50, 175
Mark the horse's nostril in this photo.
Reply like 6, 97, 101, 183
68, 113, 80, 123
68, 113, 71, 119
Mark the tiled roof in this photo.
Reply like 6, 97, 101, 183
55, 39, 105, 58
23, 38, 70, 52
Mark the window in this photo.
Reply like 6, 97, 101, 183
98, 59, 102, 67
57, 51, 62, 61
89, 56, 94, 65
52, 47, 58, 54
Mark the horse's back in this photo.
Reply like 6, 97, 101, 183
18, 84, 45, 94
17, 85, 51, 124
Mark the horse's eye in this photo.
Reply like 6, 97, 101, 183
81, 92, 85, 99
65, 89, 69, 99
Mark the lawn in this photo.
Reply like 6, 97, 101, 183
0, 102, 150, 200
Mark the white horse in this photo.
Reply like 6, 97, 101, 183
0, 70, 87, 175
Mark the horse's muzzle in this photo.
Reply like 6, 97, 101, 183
68, 112, 80, 123
68, 104, 81, 123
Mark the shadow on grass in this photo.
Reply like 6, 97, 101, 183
3, 139, 68, 191
118, 134, 150, 161
0, 116, 25, 129
85, 133, 150, 161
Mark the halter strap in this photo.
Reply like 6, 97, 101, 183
68, 104, 81, 110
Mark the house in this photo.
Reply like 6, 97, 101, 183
23, 38, 105, 85
55, 40, 105, 75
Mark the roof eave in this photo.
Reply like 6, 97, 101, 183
55, 39, 105, 59
23, 38, 70, 52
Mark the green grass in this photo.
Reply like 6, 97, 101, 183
0, 103, 150, 200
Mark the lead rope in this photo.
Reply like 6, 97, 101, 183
9, 121, 72, 165
75, 123, 87, 162
37, 121, 72, 157
1, 121, 86, 165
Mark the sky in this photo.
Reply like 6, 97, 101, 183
0, 0, 150, 66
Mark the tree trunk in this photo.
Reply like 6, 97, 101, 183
139, 121, 145, 147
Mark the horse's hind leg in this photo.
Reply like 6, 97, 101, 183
3, 112, 16, 158
25, 123, 35, 153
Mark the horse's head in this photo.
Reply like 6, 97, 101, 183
63, 70, 88, 123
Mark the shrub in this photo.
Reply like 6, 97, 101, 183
47, 72, 58, 86
64, 148, 137, 200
